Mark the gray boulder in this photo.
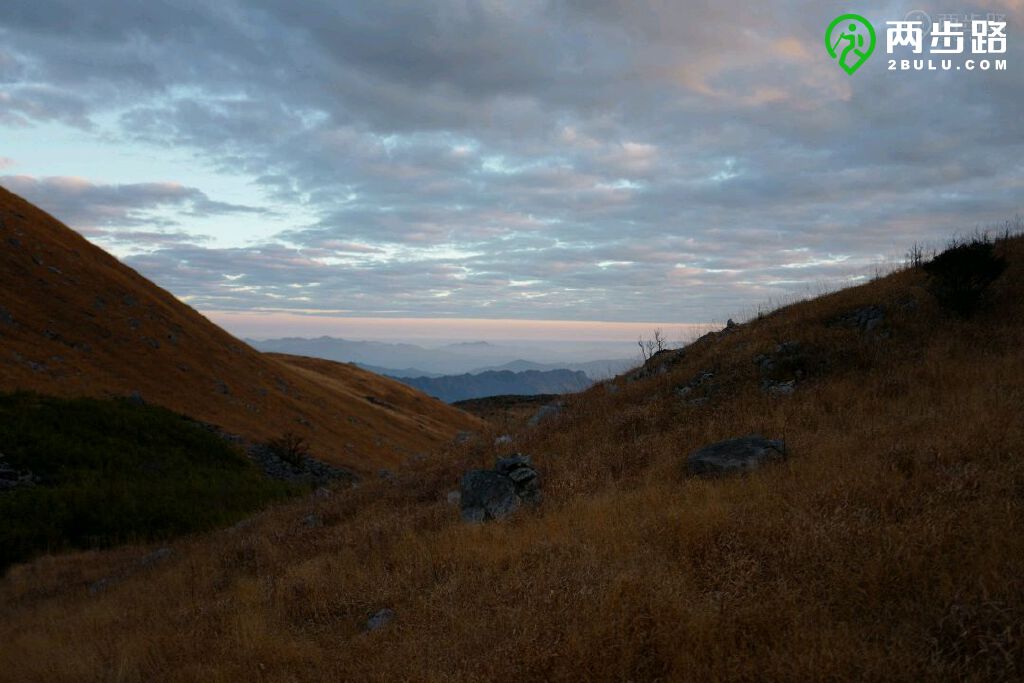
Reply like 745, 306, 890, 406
833, 305, 886, 333
365, 608, 395, 632
460, 470, 521, 522
460, 454, 541, 521
686, 435, 786, 477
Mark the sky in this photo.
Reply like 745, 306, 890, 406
1, 1, 1021, 341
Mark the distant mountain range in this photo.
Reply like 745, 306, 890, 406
471, 358, 636, 379
249, 336, 636, 379
397, 369, 592, 403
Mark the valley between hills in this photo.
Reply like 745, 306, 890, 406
1, 185, 1022, 680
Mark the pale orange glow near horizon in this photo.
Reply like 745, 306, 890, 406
204, 310, 719, 343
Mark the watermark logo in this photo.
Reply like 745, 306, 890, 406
825, 10, 1009, 73
826, 14, 877, 74
886, 11, 1007, 71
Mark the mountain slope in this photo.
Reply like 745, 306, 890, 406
2, 234, 1023, 680
0, 186, 480, 470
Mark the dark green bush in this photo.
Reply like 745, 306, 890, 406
0, 392, 300, 572
923, 238, 1007, 317
264, 431, 310, 467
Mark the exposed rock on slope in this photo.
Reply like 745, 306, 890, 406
686, 435, 787, 477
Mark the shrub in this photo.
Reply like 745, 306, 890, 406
265, 431, 311, 467
923, 238, 1006, 317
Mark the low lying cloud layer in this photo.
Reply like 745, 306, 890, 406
1, 1, 1021, 323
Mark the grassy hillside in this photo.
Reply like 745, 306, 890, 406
0, 186, 482, 471
1, 235, 1022, 680
0, 392, 300, 571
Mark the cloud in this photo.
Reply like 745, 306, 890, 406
0, 1, 1022, 323
0, 175, 266, 251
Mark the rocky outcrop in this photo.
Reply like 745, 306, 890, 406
832, 305, 886, 333
675, 369, 717, 405
755, 342, 806, 395
0, 452, 35, 492
630, 348, 685, 381
202, 424, 355, 486
686, 435, 786, 477
460, 454, 541, 522
247, 441, 354, 485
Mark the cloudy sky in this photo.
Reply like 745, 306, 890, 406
1, 1, 1021, 340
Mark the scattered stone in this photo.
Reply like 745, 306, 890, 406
365, 608, 395, 632
528, 402, 563, 427
833, 305, 886, 333
674, 369, 717, 405
0, 454, 36, 492
313, 486, 333, 499
755, 342, 807, 394
454, 431, 475, 444
446, 490, 461, 506
302, 513, 322, 529
228, 518, 255, 533
139, 547, 172, 567
686, 435, 786, 477
766, 380, 796, 396
630, 348, 685, 381
494, 435, 513, 446
202, 425, 356, 487
378, 469, 395, 482
364, 395, 397, 410
460, 454, 541, 522
719, 319, 740, 336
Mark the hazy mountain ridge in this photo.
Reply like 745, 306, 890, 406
397, 368, 593, 402
469, 357, 637, 379
251, 336, 636, 379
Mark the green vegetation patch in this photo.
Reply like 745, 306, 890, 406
0, 392, 301, 571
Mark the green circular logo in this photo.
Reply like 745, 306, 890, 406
826, 14, 876, 75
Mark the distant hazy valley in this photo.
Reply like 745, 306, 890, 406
249, 336, 638, 401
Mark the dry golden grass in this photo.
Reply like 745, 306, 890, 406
0, 186, 480, 470
1, 236, 1023, 681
